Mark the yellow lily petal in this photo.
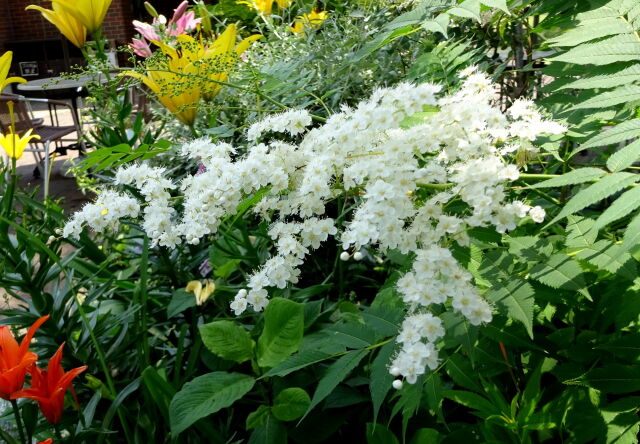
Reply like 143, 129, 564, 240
236, 35, 263, 56
52, 0, 112, 33
0, 129, 40, 160
0, 52, 27, 92
26, 4, 87, 48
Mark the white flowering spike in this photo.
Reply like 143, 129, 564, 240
63, 72, 565, 383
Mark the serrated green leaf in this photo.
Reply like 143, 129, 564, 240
622, 212, 640, 250
421, 13, 450, 37
547, 173, 639, 225
263, 349, 334, 377
485, 277, 535, 338
248, 414, 286, 444
362, 305, 403, 337
257, 298, 304, 368
576, 240, 637, 280
569, 365, 640, 394
199, 320, 255, 363
272, 388, 310, 422
506, 236, 553, 263
549, 17, 634, 47
529, 254, 586, 292
480, 0, 509, 13
531, 168, 606, 188
582, 119, 640, 149
590, 185, 640, 233
572, 85, 640, 110
170, 372, 255, 435
443, 390, 498, 417
559, 64, 640, 90
566, 216, 598, 248
449, 0, 480, 20
304, 349, 368, 418
608, 139, 640, 172
326, 323, 377, 348
370, 342, 396, 424
549, 34, 640, 65
446, 353, 483, 392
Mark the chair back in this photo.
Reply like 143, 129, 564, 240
0, 95, 36, 135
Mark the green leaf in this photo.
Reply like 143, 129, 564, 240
246, 405, 270, 430
576, 240, 637, 280
622, 212, 640, 250
548, 16, 634, 47
582, 119, 640, 149
167, 289, 196, 319
531, 168, 606, 188
529, 254, 587, 293
272, 388, 311, 421
607, 139, 640, 172
410, 428, 442, 444
572, 85, 640, 110
549, 34, 640, 65
485, 277, 535, 338
370, 342, 396, 424
559, 64, 640, 90
605, 412, 640, 444
547, 172, 640, 225
590, 185, 640, 233
248, 415, 287, 444
480, 0, 509, 13
257, 298, 304, 368
170, 372, 255, 435
262, 349, 335, 377
446, 353, 483, 392
199, 320, 255, 363
326, 323, 377, 348
362, 305, 403, 337
443, 390, 498, 417
566, 216, 598, 248
366, 423, 400, 444
141, 367, 175, 423
449, 0, 480, 20
304, 349, 368, 418
570, 365, 640, 394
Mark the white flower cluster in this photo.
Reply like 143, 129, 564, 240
246, 109, 313, 142
63, 68, 564, 386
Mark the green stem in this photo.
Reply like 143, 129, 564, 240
74, 298, 133, 442
10, 400, 26, 444
54, 423, 63, 441
138, 235, 151, 368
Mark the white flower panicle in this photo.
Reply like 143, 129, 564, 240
63, 71, 564, 386
247, 109, 313, 142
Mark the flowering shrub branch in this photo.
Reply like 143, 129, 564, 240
63, 68, 564, 387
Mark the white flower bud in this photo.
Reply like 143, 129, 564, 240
339, 251, 350, 261
392, 379, 403, 390
353, 251, 364, 261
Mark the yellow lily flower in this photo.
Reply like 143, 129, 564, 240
52, 0, 112, 33
26, 3, 87, 48
0, 52, 26, 92
290, 10, 329, 34
185, 279, 215, 306
237, 0, 292, 15
122, 25, 261, 125
0, 129, 40, 160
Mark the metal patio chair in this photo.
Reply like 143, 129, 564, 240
0, 94, 84, 198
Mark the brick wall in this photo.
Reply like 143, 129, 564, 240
0, 0, 134, 50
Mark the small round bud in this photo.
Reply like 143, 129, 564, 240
353, 251, 364, 261
390, 366, 401, 376
392, 379, 403, 390
339, 251, 350, 261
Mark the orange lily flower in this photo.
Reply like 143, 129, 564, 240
0, 315, 49, 400
12, 343, 87, 424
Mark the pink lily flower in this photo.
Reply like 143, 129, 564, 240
132, 20, 160, 42
167, 11, 201, 36
131, 38, 153, 58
